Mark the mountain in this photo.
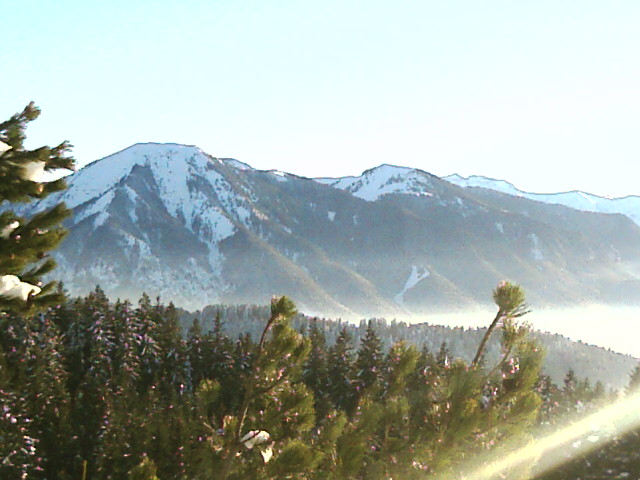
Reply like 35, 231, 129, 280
19, 143, 640, 316
445, 173, 640, 227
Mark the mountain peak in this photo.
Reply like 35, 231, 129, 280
363, 163, 417, 175
42, 142, 227, 213
98, 142, 207, 164
316, 163, 437, 201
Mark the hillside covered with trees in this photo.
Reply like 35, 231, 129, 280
1, 287, 639, 479
185, 304, 637, 392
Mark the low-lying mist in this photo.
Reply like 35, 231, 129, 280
399, 305, 640, 358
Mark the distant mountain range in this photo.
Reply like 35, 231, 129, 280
445, 174, 640, 227
20, 143, 640, 317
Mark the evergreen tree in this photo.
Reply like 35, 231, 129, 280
428, 282, 543, 479
627, 363, 640, 394
472, 281, 528, 367
0, 104, 74, 478
188, 297, 315, 480
436, 341, 451, 368
207, 311, 236, 412
154, 302, 187, 399
355, 320, 384, 393
0, 102, 74, 312
327, 327, 357, 414
186, 317, 205, 390
302, 318, 331, 421
362, 341, 420, 479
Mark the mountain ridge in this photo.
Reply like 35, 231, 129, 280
444, 173, 640, 227
19, 143, 640, 316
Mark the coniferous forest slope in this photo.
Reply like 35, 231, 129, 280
17, 142, 640, 316
183, 303, 638, 392
1, 287, 639, 479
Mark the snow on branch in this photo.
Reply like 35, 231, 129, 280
0, 221, 19, 239
0, 275, 41, 301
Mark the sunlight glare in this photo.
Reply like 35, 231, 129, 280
445, 389, 640, 479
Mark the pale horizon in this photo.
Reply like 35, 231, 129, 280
3, 1, 640, 198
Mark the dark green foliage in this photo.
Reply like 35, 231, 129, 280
302, 318, 331, 421
188, 296, 315, 480
355, 320, 384, 393
0, 103, 75, 313
0, 103, 76, 475
327, 327, 357, 414
128, 457, 159, 480
472, 281, 529, 367
9, 281, 638, 479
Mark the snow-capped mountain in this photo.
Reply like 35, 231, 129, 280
317, 166, 640, 227
316, 164, 439, 201
445, 174, 640, 227
22, 144, 640, 315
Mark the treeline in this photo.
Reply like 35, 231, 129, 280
186, 304, 637, 391
2, 285, 637, 479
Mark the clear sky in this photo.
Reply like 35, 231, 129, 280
3, 1, 640, 197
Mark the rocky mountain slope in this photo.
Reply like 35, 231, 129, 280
20, 143, 640, 316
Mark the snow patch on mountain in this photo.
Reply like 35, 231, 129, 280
73, 190, 116, 228
269, 170, 288, 182
394, 266, 431, 305
317, 164, 435, 202
529, 233, 545, 262
223, 158, 252, 170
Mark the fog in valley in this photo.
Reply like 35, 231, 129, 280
402, 305, 640, 358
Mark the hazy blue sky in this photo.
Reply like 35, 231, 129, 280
3, 1, 639, 197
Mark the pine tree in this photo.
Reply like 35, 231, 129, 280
327, 327, 357, 414
207, 311, 236, 412
355, 320, 384, 393
424, 283, 543, 479
0, 104, 74, 477
436, 341, 451, 368
0, 102, 74, 312
186, 318, 205, 390
362, 341, 420, 479
302, 318, 331, 421
471, 281, 528, 367
628, 363, 640, 394
188, 297, 316, 480
153, 302, 187, 399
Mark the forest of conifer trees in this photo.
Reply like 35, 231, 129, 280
1, 286, 639, 479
